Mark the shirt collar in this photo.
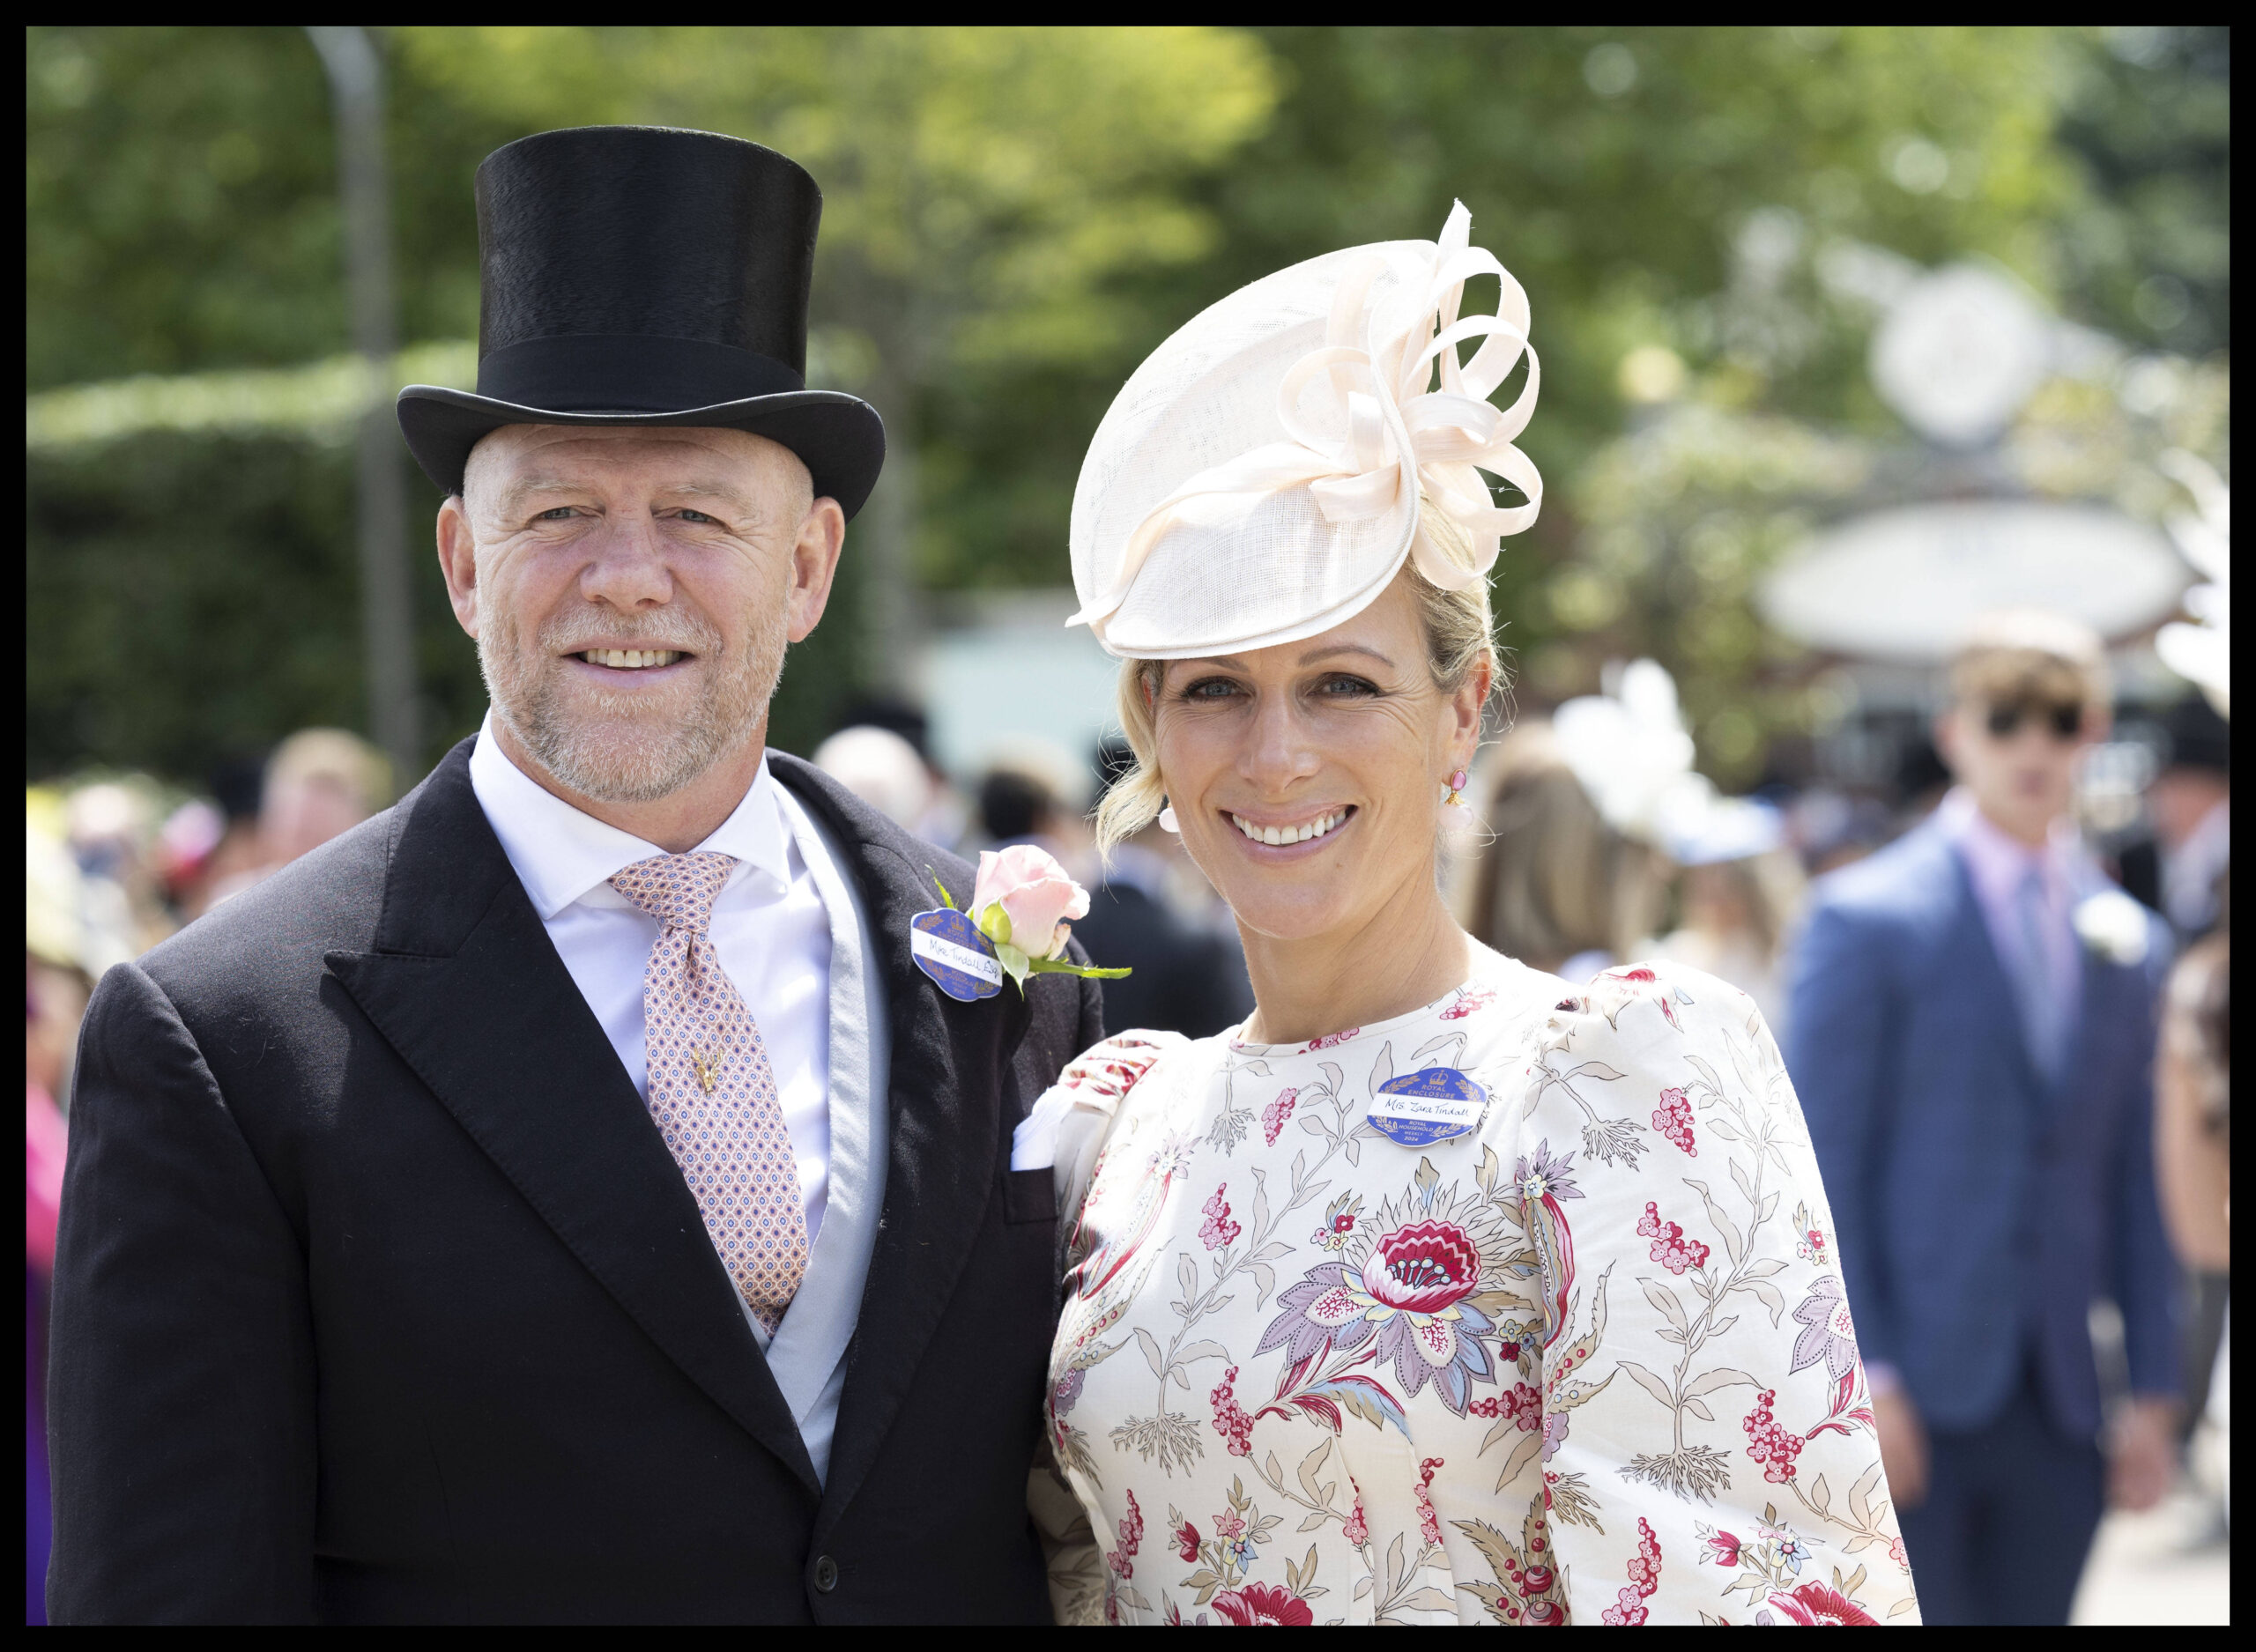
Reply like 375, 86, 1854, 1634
1938, 787, 2075, 904
468, 710, 796, 919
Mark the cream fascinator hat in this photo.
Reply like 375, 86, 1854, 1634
1066, 203, 1541, 659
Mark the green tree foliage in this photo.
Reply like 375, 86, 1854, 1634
25, 26, 2230, 790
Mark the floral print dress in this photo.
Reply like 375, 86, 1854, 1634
1034, 957, 1918, 1626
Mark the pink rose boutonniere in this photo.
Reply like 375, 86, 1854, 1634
960, 845, 1132, 994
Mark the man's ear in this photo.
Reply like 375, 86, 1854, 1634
783, 494, 849, 643
436, 495, 481, 639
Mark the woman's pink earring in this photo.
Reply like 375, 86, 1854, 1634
1158, 802, 1180, 833
1444, 768, 1470, 811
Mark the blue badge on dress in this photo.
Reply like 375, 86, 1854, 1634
910, 907, 1005, 1002
1367, 1066, 1487, 1146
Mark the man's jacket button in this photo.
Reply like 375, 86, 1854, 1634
813, 1555, 840, 1593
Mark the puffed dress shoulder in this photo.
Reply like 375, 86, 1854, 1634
1026, 955, 1920, 1626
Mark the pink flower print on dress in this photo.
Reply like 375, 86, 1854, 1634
1260, 1086, 1299, 1145
1441, 985, 1496, 1021
1415, 1456, 1445, 1546
1173, 1517, 1201, 1564
1651, 1085, 1696, 1155
1792, 1200, 1829, 1263
1304, 1026, 1360, 1049
1199, 1183, 1242, 1250
1468, 1380, 1543, 1432
1342, 1478, 1368, 1549
1600, 1517, 1662, 1624
1768, 1582, 1878, 1625
1636, 1200, 1710, 1275
1741, 1388, 1805, 1485
1260, 1211, 1503, 1416
1310, 1191, 1362, 1250
1209, 1365, 1254, 1456
1107, 1488, 1144, 1579
1211, 1583, 1315, 1626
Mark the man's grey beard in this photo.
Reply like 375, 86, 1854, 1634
478, 598, 787, 804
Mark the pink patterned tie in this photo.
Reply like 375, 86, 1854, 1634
611, 851, 807, 1333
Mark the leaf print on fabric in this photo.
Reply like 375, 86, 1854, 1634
1525, 1031, 1648, 1168
1045, 958, 1918, 1623
1455, 1492, 1571, 1626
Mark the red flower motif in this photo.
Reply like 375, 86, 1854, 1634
1107, 1489, 1144, 1579
1636, 1200, 1711, 1275
1615, 967, 1658, 982
1601, 1518, 1663, 1624
1469, 1381, 1544, 1432
1769, 1582, 1879, 1626
1415, 1456, 1445, 1546
1362, 1219, 1482, 1314
1651, 1085, 1696, 1155
1261, 1087, 1300, 1145
1199, 1184, 1242, 1250
1211, 1582, 1316, 1626
1741, 1388, 1805, 1484
1703, 1530, 1742, 1567
1209, 1365, 1254, 1456
1174, 1518, 1201, 1563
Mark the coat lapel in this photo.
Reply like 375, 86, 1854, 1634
325, 740, 819, 1493
767, 757, 1029, 1527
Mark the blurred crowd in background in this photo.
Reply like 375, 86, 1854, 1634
26, 23, 2228, 1626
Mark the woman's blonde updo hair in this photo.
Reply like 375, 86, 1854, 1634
1094, 498, 1499, 855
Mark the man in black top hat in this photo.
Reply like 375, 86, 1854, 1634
47, 127, 1098, 1624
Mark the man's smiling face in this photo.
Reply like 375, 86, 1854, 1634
440, 423, 836, 805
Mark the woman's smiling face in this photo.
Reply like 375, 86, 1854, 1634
1151, 573, 1486, 945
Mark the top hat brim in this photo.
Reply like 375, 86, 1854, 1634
396, 384, 886, 521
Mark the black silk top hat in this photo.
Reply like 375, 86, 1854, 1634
396, 126, 885, 517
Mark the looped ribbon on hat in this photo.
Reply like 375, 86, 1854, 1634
1069, 200, 1541, 641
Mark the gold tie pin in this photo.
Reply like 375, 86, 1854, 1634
689, 1047, 720, 1095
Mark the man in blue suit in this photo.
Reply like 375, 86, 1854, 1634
1788, 611, 2178, 1625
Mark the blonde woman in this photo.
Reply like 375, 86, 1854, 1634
1020, 207, 1917, 1626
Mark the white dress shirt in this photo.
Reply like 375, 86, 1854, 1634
469, 714, 835, 1246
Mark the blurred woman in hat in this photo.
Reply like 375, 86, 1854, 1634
1019, 207, 1916, 1624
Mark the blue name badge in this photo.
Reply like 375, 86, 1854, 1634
1368, 1066, 1487, 1147
910, 907, 1005, 1002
